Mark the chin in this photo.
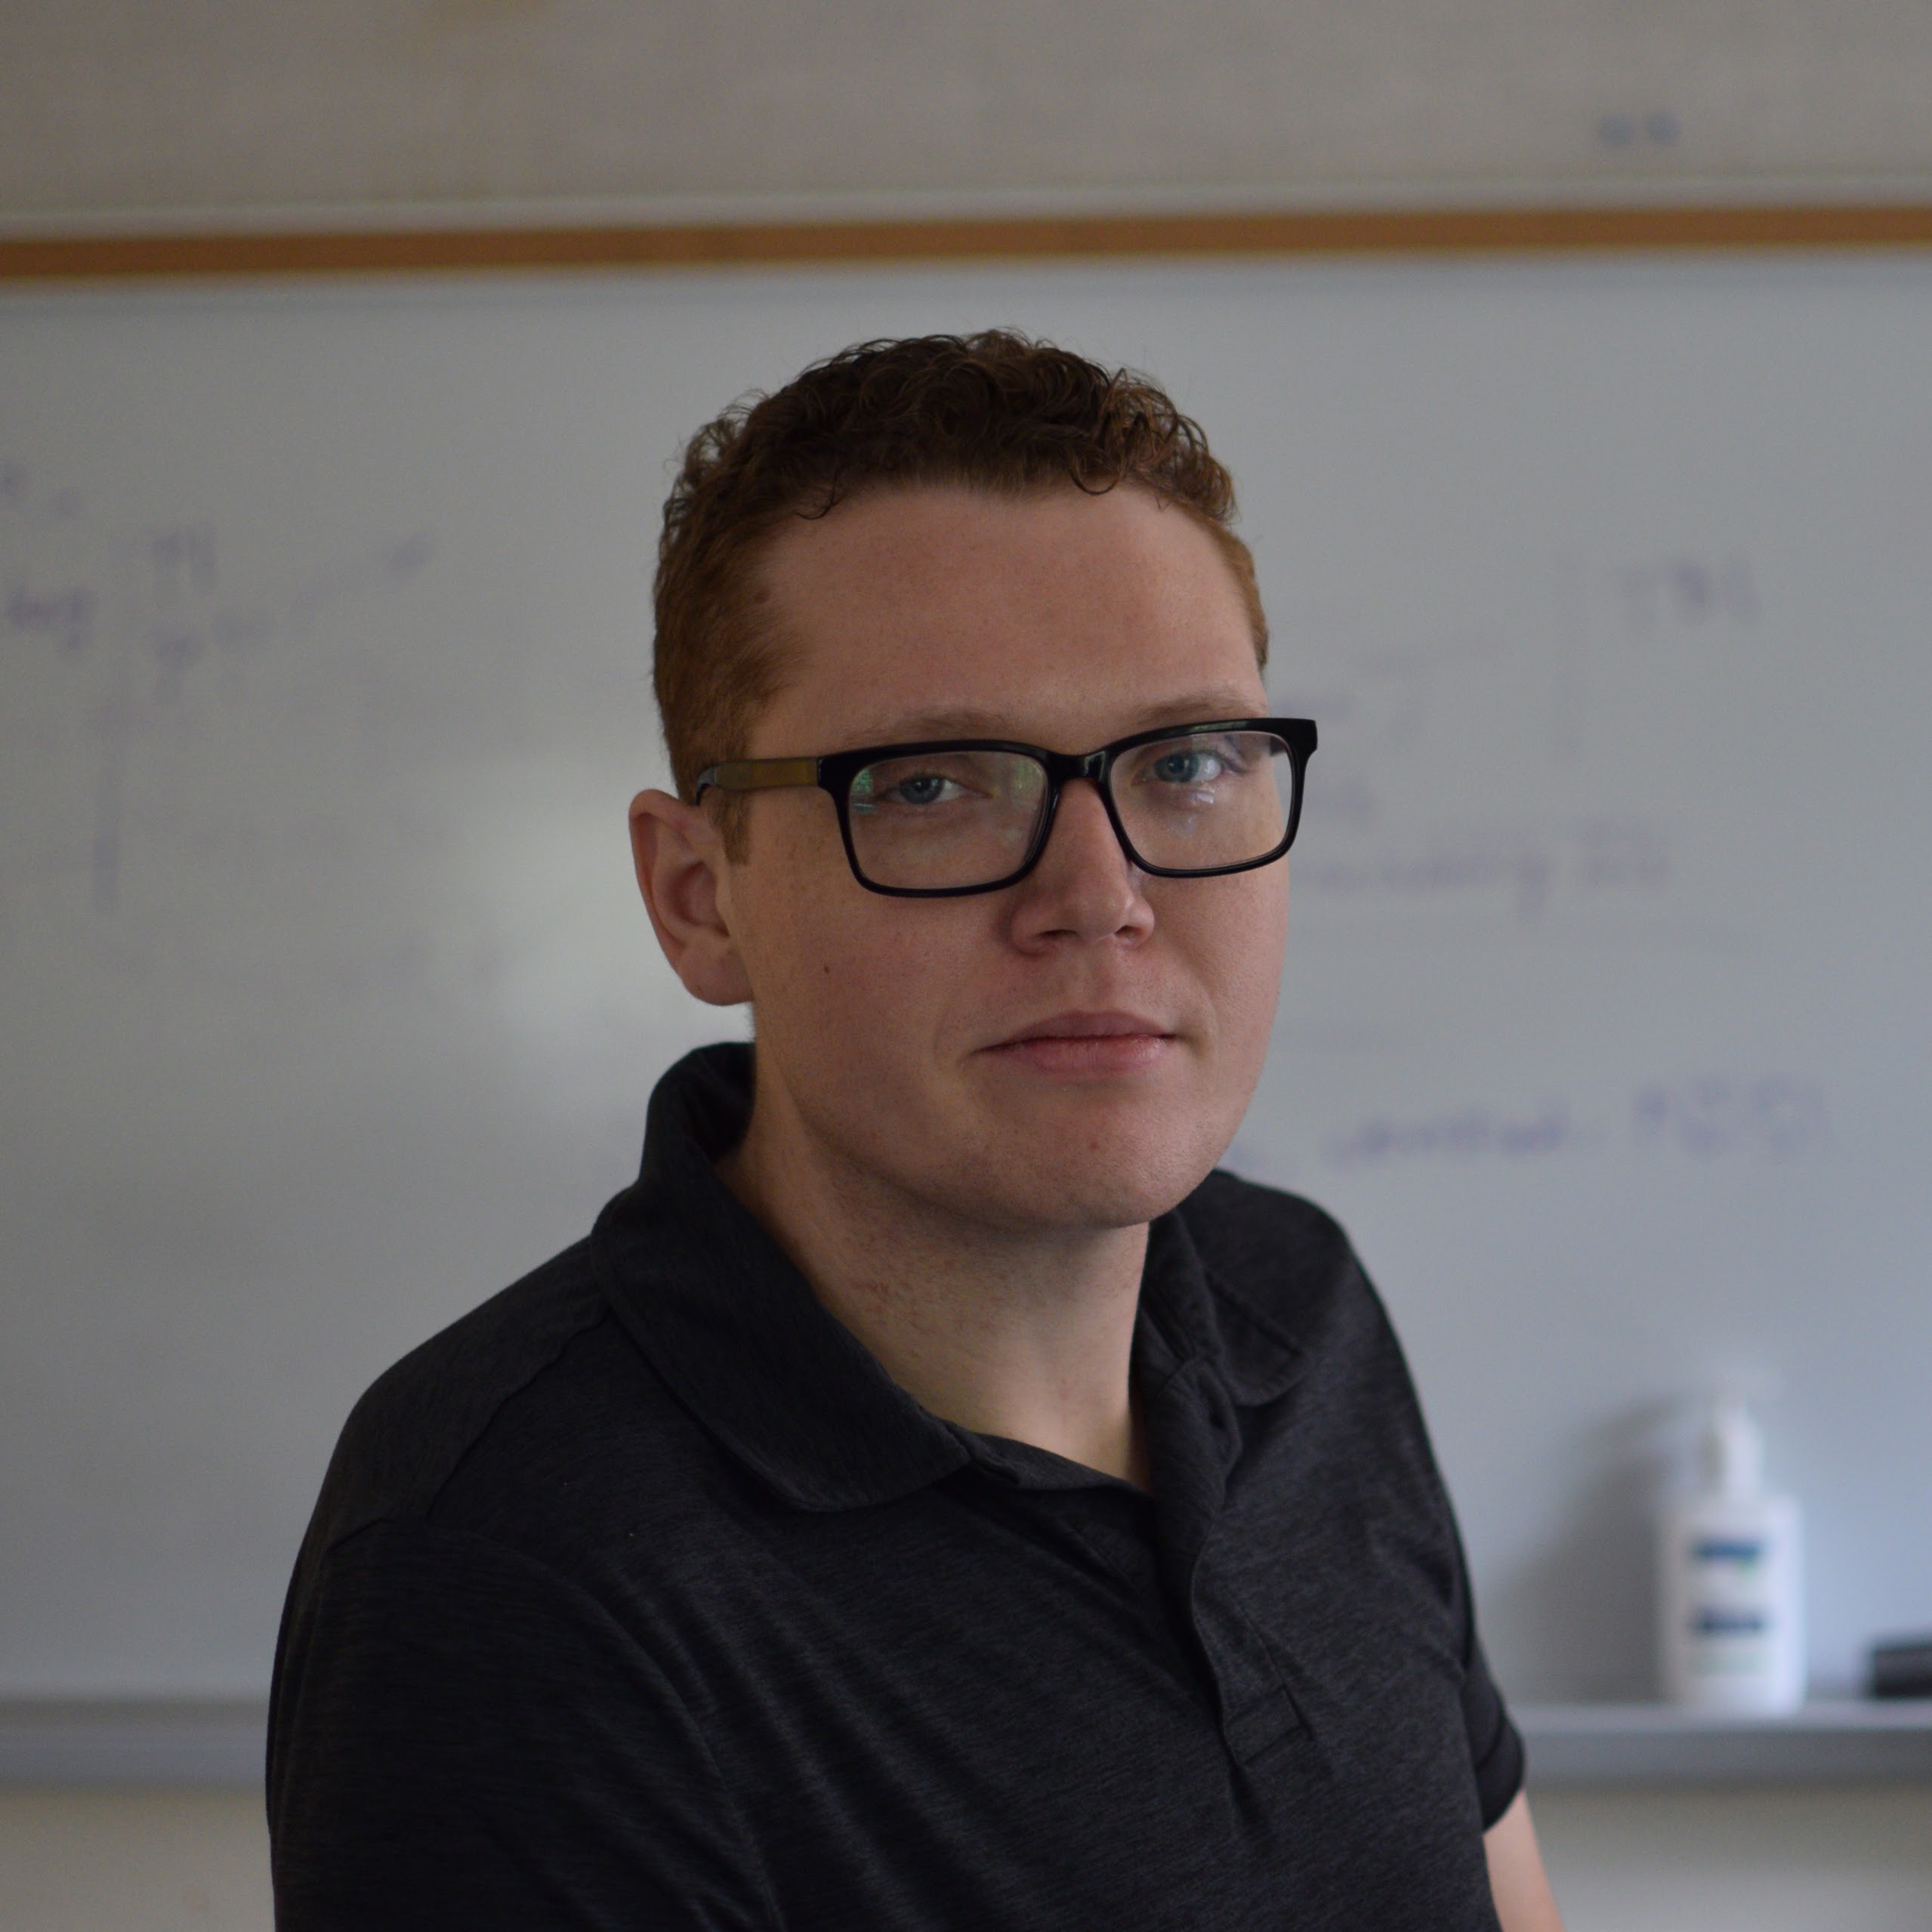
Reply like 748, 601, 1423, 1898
946, 1116, 1229, 1233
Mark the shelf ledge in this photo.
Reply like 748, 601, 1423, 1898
2, 1696, 1930, 1788
0, 1699, 267, 1788
1518, 1700, 1932, 1786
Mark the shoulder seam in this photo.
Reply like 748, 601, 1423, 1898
309, 1247, 616, 1557
414, 1297, 618, 1526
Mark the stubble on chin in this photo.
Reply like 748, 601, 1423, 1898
905, 1072, 1239, 1235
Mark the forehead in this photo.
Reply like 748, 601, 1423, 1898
750, 483, 1264, 752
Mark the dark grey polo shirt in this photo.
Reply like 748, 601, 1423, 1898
268, 1043, 1523, 1930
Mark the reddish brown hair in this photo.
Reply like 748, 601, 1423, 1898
653, 332, 1267, 837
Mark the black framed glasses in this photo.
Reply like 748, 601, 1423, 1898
695, 717, 1316, 898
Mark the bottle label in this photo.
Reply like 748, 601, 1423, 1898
1693, 1607, 1767, 1635
1677, 1533, 1785, 1676
1690, 1536, 1766, 1566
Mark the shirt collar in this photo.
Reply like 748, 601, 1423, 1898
591, 1044, 1302, 1513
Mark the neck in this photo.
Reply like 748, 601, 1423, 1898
718, 1092, 1150, 1486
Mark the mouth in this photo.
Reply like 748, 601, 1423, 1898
982, 1011, 1177, 1079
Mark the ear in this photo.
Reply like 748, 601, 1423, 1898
628, 789, 754, 1008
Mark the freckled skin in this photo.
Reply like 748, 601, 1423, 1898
702, 483, 1288, 1236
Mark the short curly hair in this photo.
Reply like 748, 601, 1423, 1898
653, 332, 1267, 847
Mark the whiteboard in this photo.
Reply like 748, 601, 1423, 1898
3, 258, 1930, 1705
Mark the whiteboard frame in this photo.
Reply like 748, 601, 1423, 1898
3, 203, 1932, 279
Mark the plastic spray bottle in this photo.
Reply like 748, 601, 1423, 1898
1657, 1391, 1806, 1712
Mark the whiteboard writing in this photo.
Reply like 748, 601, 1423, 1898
1, 458, 434, 912
1632, 1076, 1828, 1160
1604, 553, 1758, 640
1325, 1076, 1826, 1168
1295, 818, 1671, 922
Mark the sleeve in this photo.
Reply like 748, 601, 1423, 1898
268, 1519, 776, 1932
1458, 1624, 1526, 1829
1424, 1386, 1525, 1829
1348, 1239, 1526, 1832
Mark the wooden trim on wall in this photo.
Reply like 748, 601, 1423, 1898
5, 202, 1932, 279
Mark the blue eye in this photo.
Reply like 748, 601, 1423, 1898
888, 773, 960, 806
1150, 749, 1224, 785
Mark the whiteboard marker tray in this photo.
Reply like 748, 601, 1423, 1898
1520, 1702, 1932, 1786
5, 1696, 1931, 1788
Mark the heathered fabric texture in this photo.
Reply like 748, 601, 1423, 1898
269, 1043, 1523, 1930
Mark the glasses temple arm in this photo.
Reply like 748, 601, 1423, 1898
693, 757, 820, 797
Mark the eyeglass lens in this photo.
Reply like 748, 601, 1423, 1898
845, 730, 1294, 891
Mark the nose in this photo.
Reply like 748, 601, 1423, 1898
1005, 777, 1155, 949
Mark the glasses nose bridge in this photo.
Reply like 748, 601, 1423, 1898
1029, 743, 1133, 875
1046, 744, 1113, 800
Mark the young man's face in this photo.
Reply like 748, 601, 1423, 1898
705, 482, 1288, 1233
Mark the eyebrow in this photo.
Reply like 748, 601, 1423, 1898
839, 691, 1269, 748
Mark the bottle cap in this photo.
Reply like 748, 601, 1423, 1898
1703, 1393, 1764, 1497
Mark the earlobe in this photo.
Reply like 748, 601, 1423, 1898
628, 789, 755, 1008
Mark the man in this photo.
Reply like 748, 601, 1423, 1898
269, 333, 1564, 1930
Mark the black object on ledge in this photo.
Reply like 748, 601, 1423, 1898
1871, 1637, 1932, 1702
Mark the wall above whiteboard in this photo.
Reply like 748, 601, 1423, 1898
7, 0, 1932, 234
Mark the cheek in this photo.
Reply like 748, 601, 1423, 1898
736, 845, 974, 1074
1187, 869, 1290, 1055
